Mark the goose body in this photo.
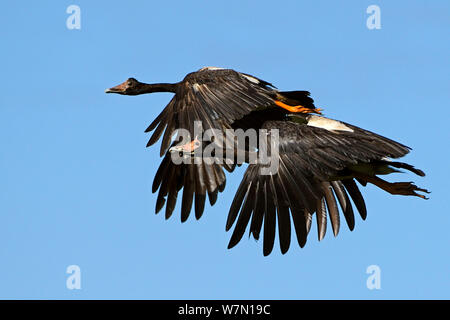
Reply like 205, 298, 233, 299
106, 67, 428, 255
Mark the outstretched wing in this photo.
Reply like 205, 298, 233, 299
226, 118, 422, 255
148, 69, 278, 220
145, 68, 278, 157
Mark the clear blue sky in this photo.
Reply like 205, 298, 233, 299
1, 0, 449, 299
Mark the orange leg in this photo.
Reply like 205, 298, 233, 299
274, 100, 322, 114
170, 137, 201, 153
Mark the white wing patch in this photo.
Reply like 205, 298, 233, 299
241, 74, 260, 84
306, 115, 354, 132
199, 66, 224, 71
193, 83, 201, 92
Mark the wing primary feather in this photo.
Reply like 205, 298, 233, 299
155, 161, 175, 214
165, 180, 178, 220
322, 182, 340, 237
155, 191, 166, 214
194, 164, 207, 220
180, 164, 195, 222
305, 210, 312, 235
274, 175, 292, 254
194, 193, 206, 220
160, 117, 176, 157
316, 198, 327, 241
277, 205, 291, 254
278, 158, 309, 248
227, 179, 256, 249
331, 181, 355, 231
208, 190, 218, 206
342, 179, 367, 220
249, 179, 265, 240
152, 155, 170, 193
263, 179, 276, 256
147, 121, 167, 147
145, 108, 167, 133
226, 167, 254, 231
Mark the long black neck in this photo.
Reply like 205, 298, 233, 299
137, 83, 177, 94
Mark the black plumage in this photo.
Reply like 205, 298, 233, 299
106, 67, 429, 255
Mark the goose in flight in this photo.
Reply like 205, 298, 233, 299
106, 67, 428, 256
